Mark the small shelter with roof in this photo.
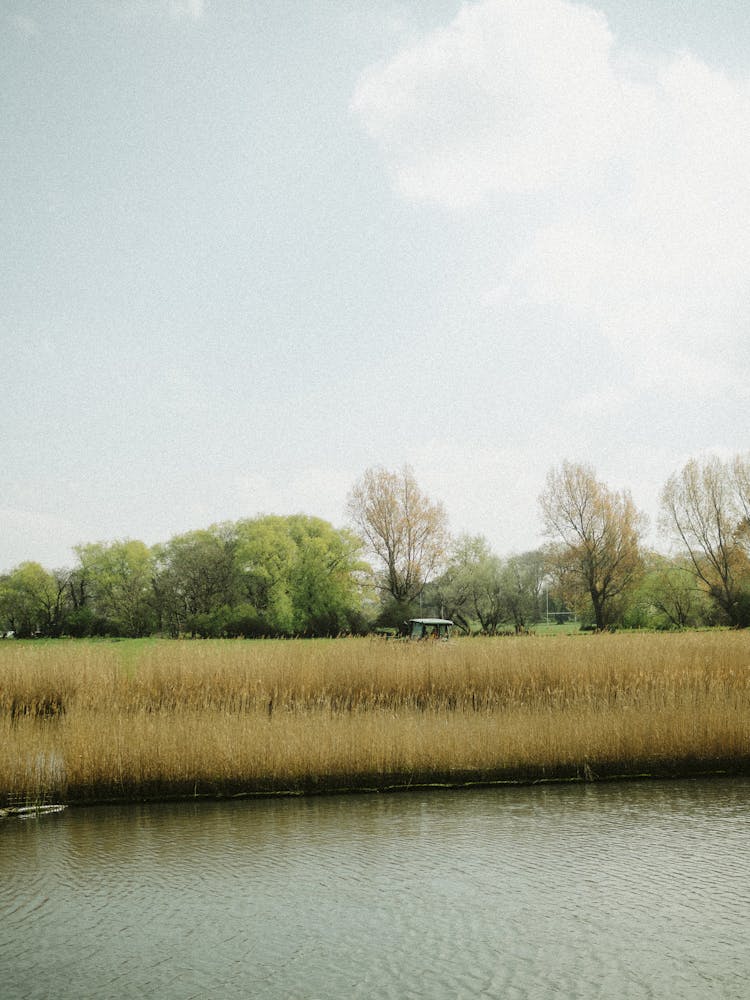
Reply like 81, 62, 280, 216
407, 618, 453, 640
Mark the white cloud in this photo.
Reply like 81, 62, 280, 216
352, 0, 628, 206
352, 0, 750, 397
11, 14, 39, 36
116, 1, 205, 25
169, 0, 204, 21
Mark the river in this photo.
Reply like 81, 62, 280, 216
2, 777, 748, 998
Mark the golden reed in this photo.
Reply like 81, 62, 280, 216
1, 632, 748, 805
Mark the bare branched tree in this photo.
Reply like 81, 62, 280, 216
660, 455, 750, 626
731, 454, 750, 557
347, 465, 449, 606
539, 461, 647, 629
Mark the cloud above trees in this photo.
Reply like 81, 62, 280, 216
351, 0, 750, 398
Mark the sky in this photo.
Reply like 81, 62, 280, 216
3, 0, 750, 572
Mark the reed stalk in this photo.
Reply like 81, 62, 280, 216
1, 633, 748, 805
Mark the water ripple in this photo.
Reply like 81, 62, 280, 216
2, 779, 749, 998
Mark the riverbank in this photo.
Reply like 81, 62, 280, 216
2, 633, 749, 806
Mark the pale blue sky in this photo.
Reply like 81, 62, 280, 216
3, 0, 750, 571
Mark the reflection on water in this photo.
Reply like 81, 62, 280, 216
2, 779, 749, 999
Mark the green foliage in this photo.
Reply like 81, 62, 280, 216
286, 515, 367, 635
5, 515, 368, 640
220, 603, 268, 639
235, 516, 298, 635
498, 550, 546, 632
153, 525, 242, 637
74, 540, 156, 637
0, 562, 68, 638
235, 515, 367, 636
8, 453, 750, 639
624, 553, 712, 630
440, 535, 505, 634
431, 535, 546, 635
373, 597, 420, 631
63, 606, 107, 639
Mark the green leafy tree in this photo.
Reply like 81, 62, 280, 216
498, 550, 546, 633
632, 552, 711, 629
434, 538, 546, 634
433, 535, 505, 634
285, 515, 368, 635
731, 454, 750, 549
233, 515, 367, 636
60, 563, 104, 637
0, 562, 69, 637
234, 516, 298, 635
153, 524, 242, 636
74, 540, 156, 637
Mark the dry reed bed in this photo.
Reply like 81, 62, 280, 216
1, 633, 749, 805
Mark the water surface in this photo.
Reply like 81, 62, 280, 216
2, 778, 748, 998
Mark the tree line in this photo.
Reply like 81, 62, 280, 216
2, 453, 749, 638
0, 515, 368, 639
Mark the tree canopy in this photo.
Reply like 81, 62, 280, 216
660, 455, 750, 626
540, 462, 647, 629
346, 465, 449, 608
0, 516, 369, 639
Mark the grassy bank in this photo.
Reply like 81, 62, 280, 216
1, 632, 749, 806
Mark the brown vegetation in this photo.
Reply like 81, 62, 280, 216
1, 633, 749, 806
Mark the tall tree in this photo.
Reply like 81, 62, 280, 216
285, 515, 368, 635
0, 562, 69, 638
498, 550, 546, 633
436, 539, 547, 634
346, 465, 449, 607
431, 534, 496, 633
153, 524, 241, 636
234, 515, 367, 636
234, 516, 298, 635
731, 453, 750, 558
636, 552, 709, 629
75, 540, 156, 637
539, 462, 646, 629
660, 455, 750, 626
